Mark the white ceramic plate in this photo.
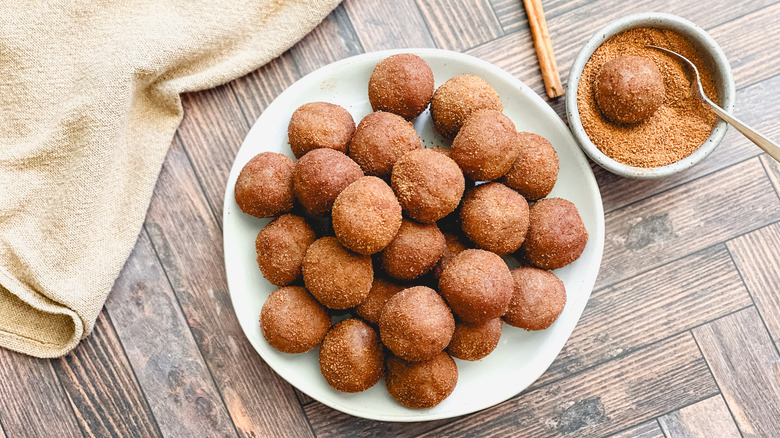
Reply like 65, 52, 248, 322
223, 48, 605, 422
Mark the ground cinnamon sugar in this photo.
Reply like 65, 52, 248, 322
577, 27, 719, 168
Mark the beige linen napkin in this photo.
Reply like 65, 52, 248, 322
0, 0, 341, 358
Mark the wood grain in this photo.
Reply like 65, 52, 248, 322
343, 0, 436, 51
230, 54, 301, 125
488, 0, 592, 34
658, 395, 741, 438
727, 222, 780, 346
144, 137, 314, 438
608, 420, 664, 438
304, 402, 453, 438
693, 307, 780, 438
105, 230, 237, 438
598, 158, 780, 288
0, 349, 82, 438
535, 244, 751, 387
416, 0, 503, 51
763, 152, 780, 195
289, 4, 364, 76
53, 311, 161, 438
415, 333, 716, 437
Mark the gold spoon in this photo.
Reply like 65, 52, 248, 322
647, 45, 780, 163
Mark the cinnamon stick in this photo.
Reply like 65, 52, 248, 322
523, 0, 564, 98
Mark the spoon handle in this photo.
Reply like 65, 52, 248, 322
704, 98, 780, 163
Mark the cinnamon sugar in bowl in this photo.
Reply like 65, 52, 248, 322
566, 13, 735, 178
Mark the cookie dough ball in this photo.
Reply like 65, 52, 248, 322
431, 74, 503, 140
391, 149, 466, 223
595, 55, 664, 124
505, 267, 566, 330
446, 318, 503, 361
386, 352, 458, 409
379, 286, 455, 362
332, 176, 403, 255
349, 111, 422, 179
501, 132, 559, 201
292, 148, 363, 216
439, 249, 513, 323
521, 198, 588, 270
302, 237, 373, 309
260, 286, 331, 354
451, 109, 520, 181
380, 219, 446, 281
288, 102, 355, 158
255, 214, 316, 286
460, 183, 529, 256
432, 232, 469, 279
369, 54, 434, 120
319, 319, 384, 393
355, 277, 405, 325
235, 152, 295, 218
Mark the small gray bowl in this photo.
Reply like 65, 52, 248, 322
566, 13, 735, 178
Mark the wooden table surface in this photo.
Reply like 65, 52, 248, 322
3, 1, 780, 437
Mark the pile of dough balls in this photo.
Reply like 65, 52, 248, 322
234, 53, 589, 409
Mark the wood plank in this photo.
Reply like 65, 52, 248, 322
727, 222, 780, 347
229, 55, 300, 126
488, 0, 592, 34
608, 420, 664, 438
289, 4, 364, 76
416, 0, 503, 52
534, 244, 751, 387
414, 333, 716, 437
763, 152, 780, 196
343, 0, 436, 52
692, 307, 780, 438
658, 395, 741, 438
304, 402, 453, 438
53, 311, 161, 438
597, 158, 780, 289
144, 137, 314, 437
105, 229, 238, 438
0, 420, 6, 438
0, 349, 82, 438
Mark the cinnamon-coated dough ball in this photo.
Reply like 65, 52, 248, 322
319, 319, 384, 393
355, 277, 405, 325
521, 198, 588, 270
432, 232, 469, 279
288, 102, 355, 158
451, 109, 520, 181
438, 249, 513, 323
235, 152, 294, 218
302, 237, 373, 309
255, 214, 316, 286
446, 318, 503, 361
385, 352, 458, 409
369, 54, 434, 120
391, 148, 465, 223
379, 286, 455, 362
595, 55, 664, 124
430, 74, 503, 140
501, 132, 559, 201
460, 183, 529, 256
292, 148, 363, 216
349, 111, 422, 179
504, 267, 566, 330
380, 219, 446, 281
331, 176, 403, 255
260, 286, 331, 354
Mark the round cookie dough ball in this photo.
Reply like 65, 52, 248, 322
369, 54, 434, 120
302, 237, 373, 309
432, 232, 469, 279
460, 183, 529, 256
446, 318, 503, 361
292, 148, 363, 216
319, 319, 384, 393
385, 352, 458, 409
430, 74, 503, 140
521, 198, 589, 270
349, 111, 422, 179
255, 214, 316, 286
595, 55, 664, 124
501, 132, 559, 201
260, 286, 331, 354
288, 102, 355, 158
332, 176, 403, 255
438, 249, 514, 323
391, 148, 466, 223
235, 152, 295, 218
380, 219, 446, 281
505, 267, 566, 330
379, 286, 455, 362
451, 109, 520, 181
355, 277, 405, 325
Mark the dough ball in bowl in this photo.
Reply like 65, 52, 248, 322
501, 132, 559, 201
385, 352, 458, 409
349, 111, 422, 179
355, 276, 405, 325
292, 148, 363, 216
302, 236, 373, 309
504, 267, 566, 330
451, 109, 520, 181
369, 53, 434, 120
446, 317, 503, 361
438, 249, 513, 323
319, 318, 384, 393
460, 182, 529, 256
235, 152, 295, 218
255, 214, 316, 286
288, 102, 355, 158
379, 219, 446, 281
521, 198, 589, 270
595, 55, 664, 125
430, 74, 503, 140
260, 286, 331, 354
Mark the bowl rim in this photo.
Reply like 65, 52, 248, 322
565, 12, 736, 179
